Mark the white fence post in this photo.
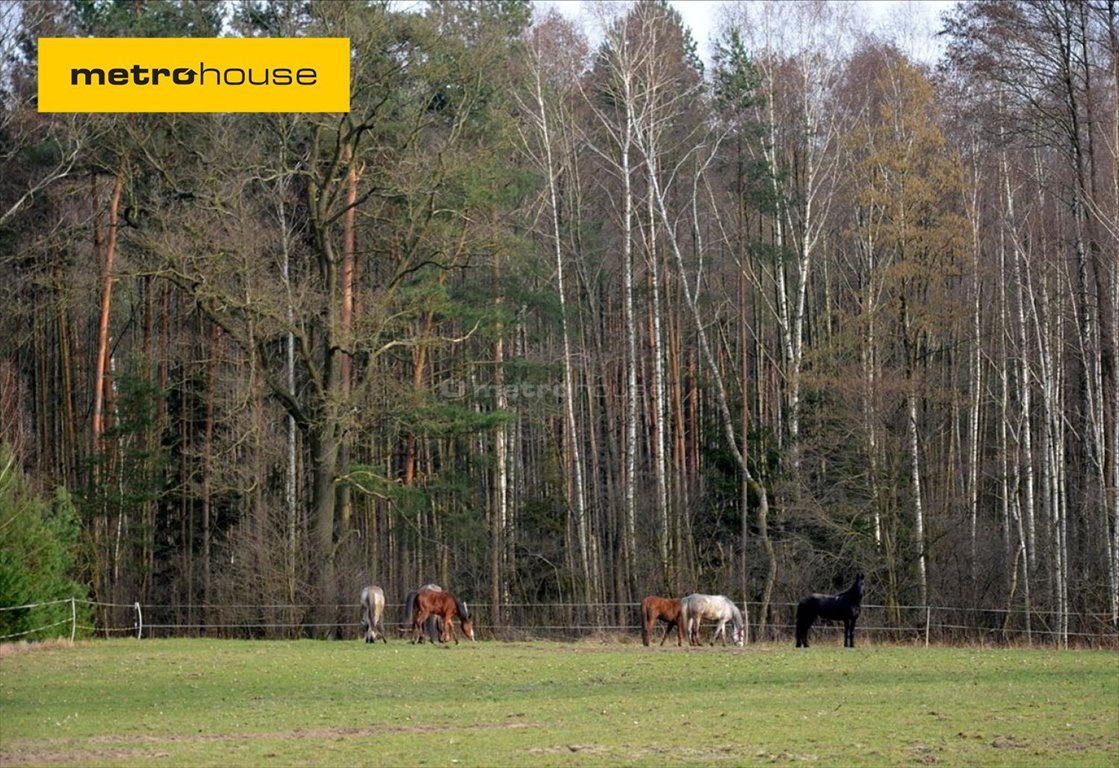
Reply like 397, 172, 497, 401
925, 606, 931, 648
70, 597, 76, 642
134, 601, 143, 639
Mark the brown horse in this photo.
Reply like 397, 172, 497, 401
410, 587, 475, 644
641, 596, 683, 647
404, 583, 444, 643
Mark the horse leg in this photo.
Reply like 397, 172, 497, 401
658, 619, 675, 647
844, 618, 855, 648
795, 605, 811, 648
412, 608, 430, 644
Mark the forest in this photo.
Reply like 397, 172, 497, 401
1, 0, 1116, 644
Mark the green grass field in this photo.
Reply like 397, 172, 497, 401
1, 638, 1116, 766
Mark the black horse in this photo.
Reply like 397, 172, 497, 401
795, 574, 864, 648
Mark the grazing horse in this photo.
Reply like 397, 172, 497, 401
795, 574, 864, 648
640, 596, 684, 647
404, 583, 443, 643
679, 594, 745, 647
410, 587, 475, 644
360, 585, 387, 643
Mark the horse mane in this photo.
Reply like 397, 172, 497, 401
454, 595, 470, 621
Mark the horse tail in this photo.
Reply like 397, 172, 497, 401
360, 586, 373, 642
404, 589, 418, 628
640, 600, 651, 646
372, 586, 386, 643
678, 596, 692, 645
795, 596, 815, 647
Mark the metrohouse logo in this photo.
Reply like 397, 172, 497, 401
69, 63, 320, 87
39, 38, 350, 113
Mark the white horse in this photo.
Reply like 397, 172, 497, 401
679, 594, 744, 647
360, 585, 387, 643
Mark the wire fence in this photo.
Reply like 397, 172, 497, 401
3, 597, 1117, 648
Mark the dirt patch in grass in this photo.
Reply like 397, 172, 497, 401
0, 721, 544, 766
0, 746, 166, 766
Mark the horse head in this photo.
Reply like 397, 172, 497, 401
729, 609, 747, 644
455, 597, 476, 641
729, 600, 745, 647
851, 574, 865, 602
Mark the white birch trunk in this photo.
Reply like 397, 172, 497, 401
622, 65, 639, 594
967, 168, 983, 582
525, 59, 594, 608
277, 138, 299, 610
638, 128, 765, 635
859, 217, 883, 548
1005, 149, 1038, 575
908, 390, 928, 609
493, 316, 508, 628
647, 167, 670, 576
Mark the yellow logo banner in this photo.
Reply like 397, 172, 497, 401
38, 37, 350, 113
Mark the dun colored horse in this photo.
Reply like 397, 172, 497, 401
404, 583, 444, 643
795, 574, 864, 648
410, 587, 475, 644
360, 585, 387, 643
679, 594, 745, 647
640, 596, 683, 647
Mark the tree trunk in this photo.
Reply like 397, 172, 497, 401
91, 174, 123, 452
338, 143, 357, 530
310, 423, 339, 634
902, 294, 929, 608
621, 71, 638, 602
201, 320, 220, 624
492, 241, 508, 631
646, 159, 670, 583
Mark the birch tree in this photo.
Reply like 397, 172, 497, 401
717, 1, 851, 492
519, 12, 600, 612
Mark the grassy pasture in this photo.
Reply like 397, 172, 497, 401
1, 638, 1116, 766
